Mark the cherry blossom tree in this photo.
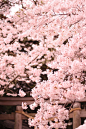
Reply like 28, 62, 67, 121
0, 0, 86, 128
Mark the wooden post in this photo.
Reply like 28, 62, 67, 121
14, 106, 22, 129
73, 102, 81, 129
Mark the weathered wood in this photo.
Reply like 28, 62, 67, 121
80, 109, 86, 117
0, 97, 86, 129
3, 111, 86, 120
0, 97, 34, 101
0, 112, 15, 120
1, 107, 86, 129
0, 112, 35, 120
73, 102, 81, 129
0, 96, 86, 106
69, 109, 86, 118
14, 106, 22, 129
0, 97, 34, 105
69, 112, 73, 118
1, 120, 31, 129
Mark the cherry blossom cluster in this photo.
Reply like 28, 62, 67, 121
0, 0, 86, 128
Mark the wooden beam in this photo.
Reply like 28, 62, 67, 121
1, 120, 31, 129
69, 112, 73, 118
80, 109, 86, 117
73, 102, 81, 129
14, 106, 22, 129
0, 96, 86, 106
0, 97, 34, 101
0, 112, 35, 120
0, 112, 15, 120
0, 97, 34, 105
1, 110, 86, 120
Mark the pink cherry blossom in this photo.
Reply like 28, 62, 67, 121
0, 0, 86, 128
18, 89, 26, 97
22, 102, 28, 110
0, 90, 4, 96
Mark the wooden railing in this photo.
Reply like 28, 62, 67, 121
0, 97, 34, 129
0, 97, 86, 129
